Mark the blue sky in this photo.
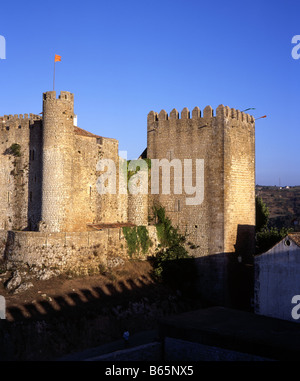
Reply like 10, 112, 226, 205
0, 0, 299, 186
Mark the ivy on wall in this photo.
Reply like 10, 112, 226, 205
122, 225, 152, 258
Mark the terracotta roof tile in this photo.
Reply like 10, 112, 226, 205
289, 233, 300, 247
74, 126, 101, 138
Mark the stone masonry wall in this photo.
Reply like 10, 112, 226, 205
147, 106, 225, 257
40, 91, 75, 232
223, 106, 256, 258
146, 105, 255, 305
147, 105, 255, 258
0, 91, 129, 233
0, 114, 42, 231
71, 134, 128, 230
0, 226, 158, 275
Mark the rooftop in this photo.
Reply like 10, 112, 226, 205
288, 232, 300, 247
74, 125, 101, 138
159, 306, 300, 360
74, 125, 117, 142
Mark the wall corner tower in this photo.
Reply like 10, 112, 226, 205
40, 91, 75, 232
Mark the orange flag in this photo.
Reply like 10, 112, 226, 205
54, 54, 61, 62
256, 115, 267, 120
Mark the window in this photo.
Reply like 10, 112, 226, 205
30, 149, 35, 161
174, 199, 181, 212
167, 150, 174, 161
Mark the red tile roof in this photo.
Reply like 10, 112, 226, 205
74, 126, 101, 138
289, 233, 300, 247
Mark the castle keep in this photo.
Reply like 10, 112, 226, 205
0, 91, 128, 232
0, 91, 256, 305
147, 106, 255, 303
147, 105, 256, 258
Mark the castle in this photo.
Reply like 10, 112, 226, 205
0, 91, 256, 305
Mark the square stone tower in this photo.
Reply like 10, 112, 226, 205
147, 105, 256, 305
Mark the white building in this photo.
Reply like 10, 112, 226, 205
254, 233, 300, 322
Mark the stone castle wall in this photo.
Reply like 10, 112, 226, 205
0, 92, 129, 233
223, 107, 256, 257
41, 91, 77, 232
0, 91, 256, 306
0, 114, 42, 231
147, 105, 255, 258
147, 106, 226, 257
0, 226, 158, 275
147, 105, 255, 305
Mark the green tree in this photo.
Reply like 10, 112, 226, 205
151, 204, 197, 293
255, 196, 292, 254
255, 196, 269, 232
256, 227, 292, 254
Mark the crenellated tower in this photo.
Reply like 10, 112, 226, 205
147, 104, 256, 305
40, 91, 75, 232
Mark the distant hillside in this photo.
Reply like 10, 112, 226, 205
256, 185, 300, 231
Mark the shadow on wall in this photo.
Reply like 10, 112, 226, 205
0, 272, 202, 361
0, 223, 255, 359
27, 120, 43, 231
194, 224, 255, 310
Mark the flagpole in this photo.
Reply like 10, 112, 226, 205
53, 59, 56, 91
53, 55, 61, 91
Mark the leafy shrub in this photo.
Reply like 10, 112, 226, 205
256, 196, 269, 232
153, 204, 185, 247
122, 226, 152, 257
256, 227, 293, 254
10, 143, 21, 157
151, 204, 196, 292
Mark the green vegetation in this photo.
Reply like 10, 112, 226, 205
256, 227, 293, 255
122, 225, 152, 258
10, 143, 21, 157
255, 196, 269, 232
151, 204, 197, 292
256, 185, 300, 230
153, 203, 185, 247
126, 158, 151, 183
255, 195, 293, 254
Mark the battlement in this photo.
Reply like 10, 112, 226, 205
43, 91, 74, 102
147, 105, 255, 125
0, 113, 42, 124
